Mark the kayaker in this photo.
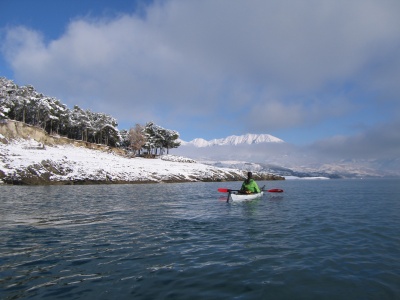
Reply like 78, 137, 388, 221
240, 172, 261, 194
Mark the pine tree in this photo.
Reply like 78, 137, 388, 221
143, 122, 180, 156
1, 77, 181, 151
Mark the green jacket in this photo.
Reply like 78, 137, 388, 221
240, 179, 261, 193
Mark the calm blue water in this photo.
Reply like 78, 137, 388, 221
0, 179, 399, 300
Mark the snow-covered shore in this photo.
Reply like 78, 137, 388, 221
0, 136, 284, 185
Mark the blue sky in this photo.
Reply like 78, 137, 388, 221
1, 0, 400, 157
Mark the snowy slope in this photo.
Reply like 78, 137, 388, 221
0, 137, 283, 184
181, 133, 284, 147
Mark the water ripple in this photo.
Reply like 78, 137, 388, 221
1, 180, 399, 299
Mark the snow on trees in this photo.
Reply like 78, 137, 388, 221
0, 77, 121, 147
0, 77, 181, 153
120, 122, 180, 157
143, 122, 180, 156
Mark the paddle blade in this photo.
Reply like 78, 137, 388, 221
218, 188, 240, 193
268, 189, 284, 193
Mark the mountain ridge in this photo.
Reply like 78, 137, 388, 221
180, 133, 284, 147
172, 133, 400, 178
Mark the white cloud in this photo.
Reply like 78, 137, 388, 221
2, 0, 400, 139
245, 94, 356, 132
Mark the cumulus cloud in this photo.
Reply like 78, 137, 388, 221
2, 0, 400, 142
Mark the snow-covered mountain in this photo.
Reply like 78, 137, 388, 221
172, 133, 400, 178
180, 133, 284, 147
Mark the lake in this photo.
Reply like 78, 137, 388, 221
1, 179, 399, 299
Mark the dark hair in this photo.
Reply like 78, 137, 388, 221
245, 172, 252, 184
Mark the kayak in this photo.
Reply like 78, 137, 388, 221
229, 191, 264, 201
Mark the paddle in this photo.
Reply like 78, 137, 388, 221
218, 188, 238, 193
218, 188, 284, 193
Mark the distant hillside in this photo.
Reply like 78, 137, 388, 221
181, 133, 284, 147
172, 133, 400, 178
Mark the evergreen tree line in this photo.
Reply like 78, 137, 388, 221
120, 122, 180, 156
0, 77, 180, 154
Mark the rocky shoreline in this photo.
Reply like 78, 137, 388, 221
0, 164, 283, 185
0, 153, 284, 185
